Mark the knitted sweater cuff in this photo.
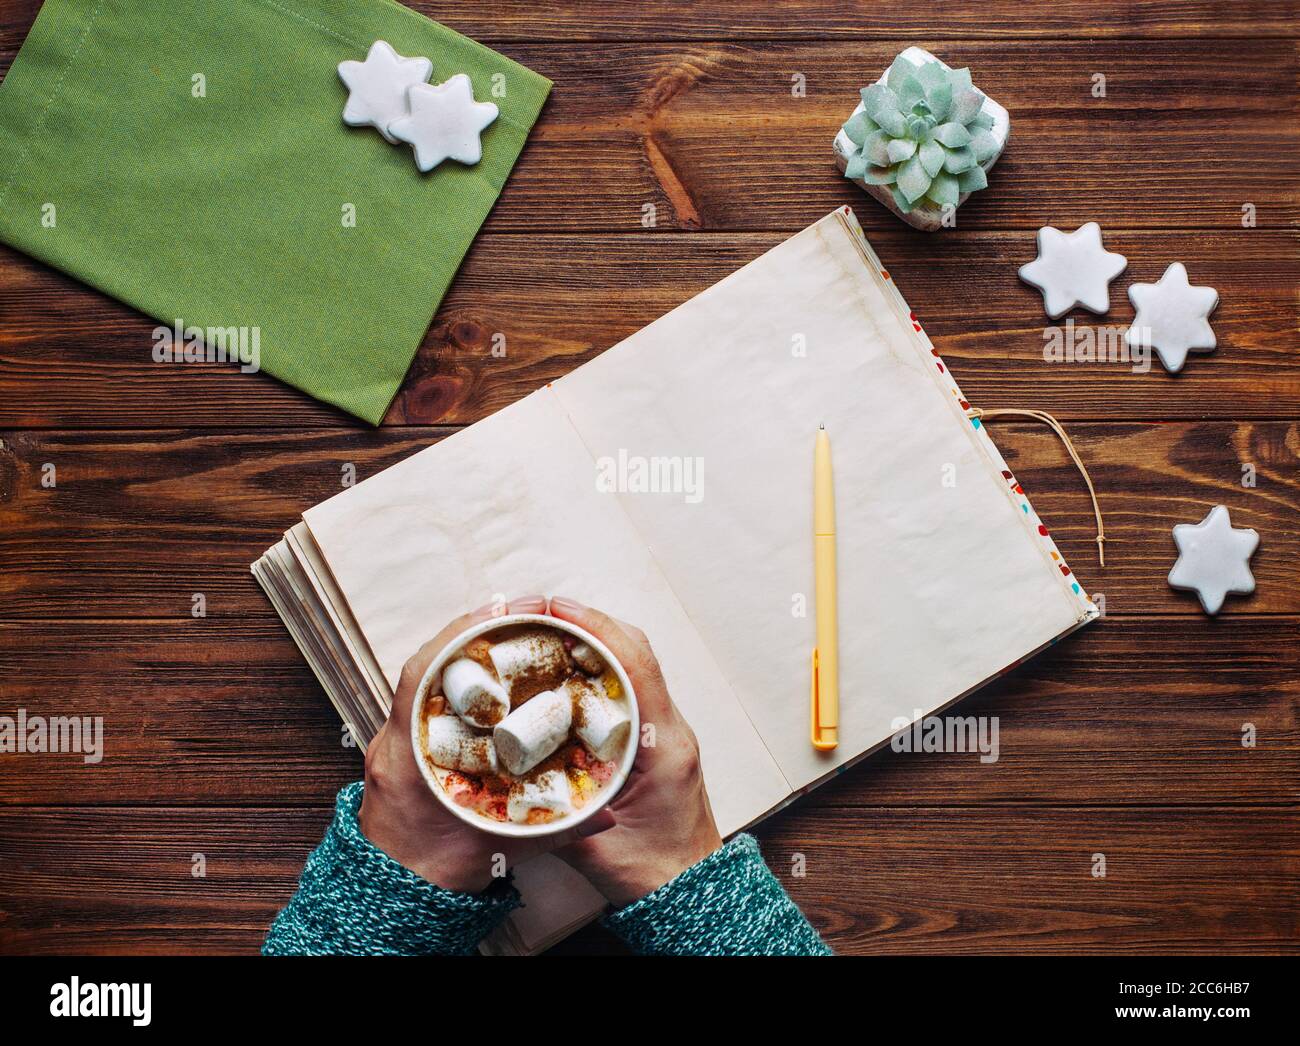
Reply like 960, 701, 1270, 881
602, 833, 832, 956
263, 782, 520, 955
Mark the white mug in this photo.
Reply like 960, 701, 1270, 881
410, 612, 639, 838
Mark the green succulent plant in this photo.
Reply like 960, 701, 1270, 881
841, 56, 999, 214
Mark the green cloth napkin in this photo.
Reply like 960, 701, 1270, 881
0, 0, 550, 423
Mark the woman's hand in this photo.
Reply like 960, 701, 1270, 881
358, 595, 566, 893
359, 593, 721, 903
547, 596, 723, 907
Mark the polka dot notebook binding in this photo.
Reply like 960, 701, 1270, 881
834, 206, 1099, 620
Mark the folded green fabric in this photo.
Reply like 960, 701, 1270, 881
0, 0, 550, 423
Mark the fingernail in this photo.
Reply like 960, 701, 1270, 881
549, 596, 583, 613
576, 808, 616, 838
512, 594, 547, 610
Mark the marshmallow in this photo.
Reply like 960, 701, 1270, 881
493, 688, 572, 775
564, 676, 632, 762
488, 630, 572, 703
424, 714, 498, 775
570, 641, 605, 676
440, 657, 510, 728
507, 769, 575, 823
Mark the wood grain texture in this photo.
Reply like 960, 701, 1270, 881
417, 1, 1300, 41
0, 804, 1293, 954
1, 422, 1295, 618
755, 806, 1300, 955
0, 0, 1296, 956
0, 615, 1295, 807
482, 39, 1300, 232
3, 230, 1297, 428
1, 1, 1297, 72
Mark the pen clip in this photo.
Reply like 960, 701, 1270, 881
806, 641, 816, 748
810, 647, 823, 748
810, 647, 837, 751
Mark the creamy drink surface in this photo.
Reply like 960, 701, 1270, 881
420, 623, 633, 826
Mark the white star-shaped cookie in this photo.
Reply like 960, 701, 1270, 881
388, 74, 499, 172
338, 40, 433, 144
1168, 505, 1258, 615
1018, 222, 1128, 319
1125, 262, 1219, 373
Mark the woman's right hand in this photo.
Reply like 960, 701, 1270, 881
546, 596, 724, 907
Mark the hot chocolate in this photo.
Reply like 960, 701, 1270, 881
418, 622, 633, 826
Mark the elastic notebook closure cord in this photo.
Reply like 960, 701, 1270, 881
965, 407, 1106, 568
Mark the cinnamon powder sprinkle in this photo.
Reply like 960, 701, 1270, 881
495, 629, 573, 706
464, 691, 504, 726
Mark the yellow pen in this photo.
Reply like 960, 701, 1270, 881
811, 423, 839, 750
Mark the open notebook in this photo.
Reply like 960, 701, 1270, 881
254, 207, 1098, 954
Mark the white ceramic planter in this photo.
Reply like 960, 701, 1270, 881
833, 47, 1010, 231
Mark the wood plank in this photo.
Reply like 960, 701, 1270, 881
0, 19, 1293, 245
0, 38, 1293, 237
0, 805, 331, 955
6, 0, 1296, 72
0, 804, 1292, 954
0, 615, 1294, 806
1, 422, 1294, 618
417, 2, 1300, 41
482, 40, 1300, 233
3, 230, 1296, 428
755, 806, 1300, 954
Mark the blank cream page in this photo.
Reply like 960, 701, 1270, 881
301, 386, 790, 833
553, 211, 1086, 792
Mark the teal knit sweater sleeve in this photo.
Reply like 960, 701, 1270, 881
263, 782, 520, 956
602, 834, 833, 955
263, 783, 830, 956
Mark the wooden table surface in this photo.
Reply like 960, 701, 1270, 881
1, 1, 1297, 955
